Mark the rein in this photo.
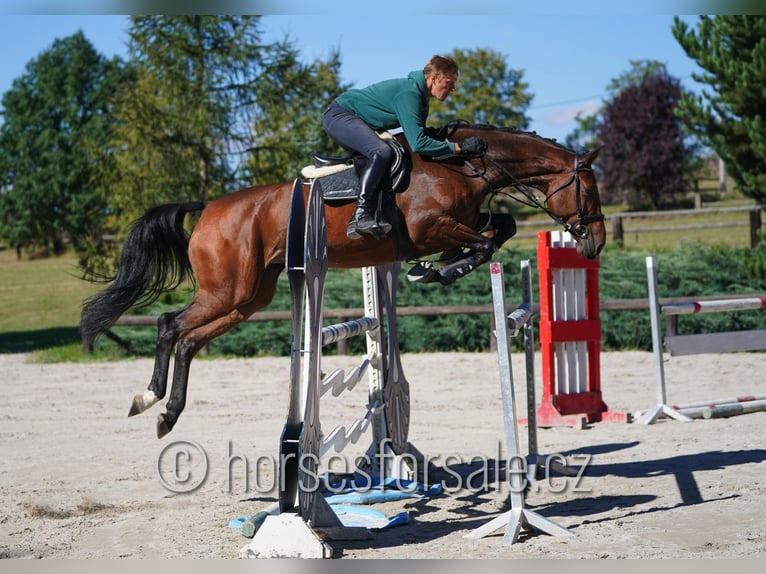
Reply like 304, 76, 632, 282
465, 153, 604, 240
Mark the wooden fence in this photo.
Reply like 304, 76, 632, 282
608, 206, 763, 248
509, 205, 763, 247
112, 293, 764, 355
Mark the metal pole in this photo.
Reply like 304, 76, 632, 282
637, 256, 691, 424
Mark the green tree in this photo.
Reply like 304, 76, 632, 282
672, 15, 766, 204
104, 15, 270, 227
564, 111, 600, 153
0, 31, 128, 258
429, 48, 532, 128
85, 16, 345, 277
245, 40, 347, 184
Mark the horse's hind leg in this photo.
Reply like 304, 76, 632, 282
129, 310, 182, 417
156, 265, 282, 438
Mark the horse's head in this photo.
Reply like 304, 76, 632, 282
459, 125, 606, 258
539, 146, 605, 258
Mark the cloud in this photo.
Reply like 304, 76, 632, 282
544, 99, 603, 126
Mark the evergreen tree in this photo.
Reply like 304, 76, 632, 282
672, 15, 766, 203
104, 16, 268, 226
104, 16, 345, 223
0, 31, 128, 258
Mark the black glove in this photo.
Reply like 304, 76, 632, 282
458, 136, 488, 158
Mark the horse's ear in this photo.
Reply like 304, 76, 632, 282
580, 146, 603, 166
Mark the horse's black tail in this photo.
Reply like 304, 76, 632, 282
80, 201, 206, 349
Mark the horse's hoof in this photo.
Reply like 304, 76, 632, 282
156, 414, 174, 439
128, 391, 159, 417
407, 262, 438, 284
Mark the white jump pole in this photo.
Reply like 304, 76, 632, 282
465, 261, 573, 545
639, 255, 766, 425
637, 256, 692, 425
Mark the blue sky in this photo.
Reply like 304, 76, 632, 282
0, 12, 708, 144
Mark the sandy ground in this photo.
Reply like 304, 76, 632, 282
1, 349, 765, 560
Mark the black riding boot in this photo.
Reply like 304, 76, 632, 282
347, 155, 392, 240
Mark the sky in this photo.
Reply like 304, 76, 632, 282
0, 9, 713, 144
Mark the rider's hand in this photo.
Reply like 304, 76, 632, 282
457, 136, 488, 158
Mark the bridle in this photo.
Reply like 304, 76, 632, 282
464, 153, 605, 240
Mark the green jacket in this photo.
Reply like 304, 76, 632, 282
335, 70, 455, 156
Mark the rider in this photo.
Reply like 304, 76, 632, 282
323, 55, 487, 239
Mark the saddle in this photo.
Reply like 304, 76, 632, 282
300, 136, 408, 206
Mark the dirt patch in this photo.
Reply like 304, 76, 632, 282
1, 351, 764, 558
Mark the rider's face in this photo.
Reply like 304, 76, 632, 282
427, 74, 457, 101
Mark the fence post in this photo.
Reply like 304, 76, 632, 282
611, 215, 623, 245
750, 208, 762, 248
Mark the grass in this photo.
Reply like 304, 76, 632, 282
0, 249, 100, 360
509, 207, 759, 252
506, 189, 760, 252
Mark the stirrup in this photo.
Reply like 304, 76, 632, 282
346, 222, 362, 240
348, 214, 391, 240
346, 208, 374, 240
371, 217, 392, 236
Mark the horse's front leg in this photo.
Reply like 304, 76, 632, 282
408, 214, 516, 285
434, 244, 495, 286
129, 310, 180, 417
483, 212, 517, 251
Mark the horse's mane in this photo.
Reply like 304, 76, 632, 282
434, 119, 573, 153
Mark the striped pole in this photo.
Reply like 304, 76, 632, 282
672, 394, 766, 411
638, 255, 766, 424
702, 399, 766, 419
661, 297, 766, 315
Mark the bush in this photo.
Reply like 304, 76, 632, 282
105, 242, 766, 357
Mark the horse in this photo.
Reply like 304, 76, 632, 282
80, 123, 605, 438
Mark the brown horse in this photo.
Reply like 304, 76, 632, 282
80, 123, 605, 438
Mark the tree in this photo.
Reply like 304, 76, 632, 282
103, 16, 269, 227
567, 60, 668, 154
245, 40, 347, 184
83, 16, 345, 277
672, 15, 766, 204
596, 62, 690, 208
564, 112, 600, 153
103, 16, 345, 222
0, 32, 128, 258
428, 48, 532, 129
